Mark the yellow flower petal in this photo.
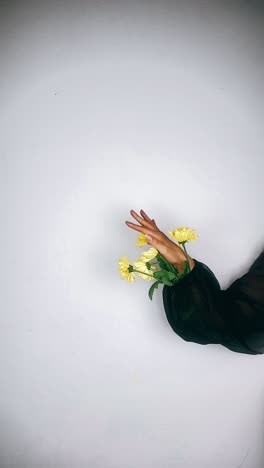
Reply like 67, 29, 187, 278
140, 247, 159, 261
136, 233, 148, 247
118, 256, 130, 270
169, 227, 198, 243
124, 271, 136, 282
118, 256, 136, 282
133, 259, 155, 281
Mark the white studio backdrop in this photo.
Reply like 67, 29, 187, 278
1, 1, 264, 467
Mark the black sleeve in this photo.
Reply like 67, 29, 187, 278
162, 250, 264, 355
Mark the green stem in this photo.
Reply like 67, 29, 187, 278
132, 269, 154, 278
181, 242, 190, 273
157, 253, 177, 273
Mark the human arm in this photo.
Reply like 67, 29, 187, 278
162, 252, 264, 355
125, 209, 264, 355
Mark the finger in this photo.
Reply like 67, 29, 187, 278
125, 222, 169, 255
140, 210, 161, 231
125, 220, 168, 244
151, 219, 160, 230
125, 221, 156, 235
126, 221, 172, 241
140, 209, 152, 223
140, 209, 161, 232
129, 209, 156, 230
125, 221, 165, 245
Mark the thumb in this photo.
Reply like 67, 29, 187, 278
146, 235, 153, 243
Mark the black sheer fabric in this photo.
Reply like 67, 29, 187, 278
162, 249, 264, 355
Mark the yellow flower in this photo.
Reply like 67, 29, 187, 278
169, 227, 198, 244
118, 256, 136, 282
136, 233, 148, 247
140, 247, 159, 262
133, 259, 155, 281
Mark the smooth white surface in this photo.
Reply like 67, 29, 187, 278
1, 1, 264, 467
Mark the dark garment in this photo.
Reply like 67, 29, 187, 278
162, 249, 264, 355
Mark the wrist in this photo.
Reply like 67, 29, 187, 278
173, 255, 195, 274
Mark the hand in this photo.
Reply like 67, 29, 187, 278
125, 209, 195, 273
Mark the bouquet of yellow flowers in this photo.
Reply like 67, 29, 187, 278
118, 227, 198, 300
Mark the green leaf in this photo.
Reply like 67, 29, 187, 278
154, 270, 169, 281
153, 270, 166, 280
168, 271, 177, 280
156, 253, 176, 273
148, 281, 160, 301
154, 269, 174, 286
162, 278, 173, 286
156, 254, 169, 270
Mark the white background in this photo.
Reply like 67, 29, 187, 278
1, 1, 264, 467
